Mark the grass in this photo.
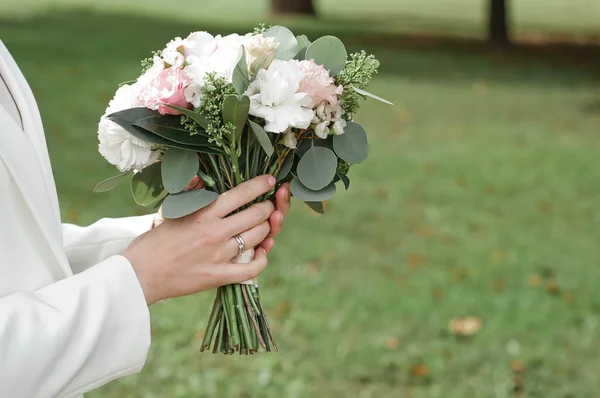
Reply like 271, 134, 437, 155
2, 4, 600, 397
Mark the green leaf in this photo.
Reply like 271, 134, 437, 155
161, 149, 200, 194
337, 173, 350, 190
133, 116, 216, 149
107, 107, 158, 124
165, 105, 209, 129
248, 120, 274, 156
297, 146, 338, 190
222, 95, 250, 139
305, 201, 325, 214
131, 162, 165, 206
296, 135, 333, 158
117, 79, 137, 87
161, 189, 219, 218
294, 35, 311, 60
264, 25, 298, 60
352, 86, 394, 105
276, 152, 294, 182
305, 36, 348, 76
232, 47, 250, 94
333, 122, 369, 164
290, 178, 336, 201
93, 172, 130, 193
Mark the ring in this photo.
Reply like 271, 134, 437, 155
234, 234, 245, 255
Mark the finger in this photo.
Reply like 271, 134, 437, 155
222, 201, 274, 236
259, 237, 275, 254
225, 221, 270, 259
266, 210, 284, 240
222, 248, 268, 285
275, 183, 291, 216
210, 175, 276, 218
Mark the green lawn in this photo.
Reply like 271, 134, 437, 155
2, 4, 600, 397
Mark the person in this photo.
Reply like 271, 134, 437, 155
0, 40, 291, 397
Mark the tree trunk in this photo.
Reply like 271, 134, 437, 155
488, 0, 510, 45
271, 0, 316, 16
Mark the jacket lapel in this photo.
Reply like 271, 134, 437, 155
0, 41, 71, 276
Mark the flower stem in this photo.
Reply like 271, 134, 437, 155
234, 284, 253, 351
200, 290, 222, 352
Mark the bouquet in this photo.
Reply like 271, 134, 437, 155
94, 24, 391, 355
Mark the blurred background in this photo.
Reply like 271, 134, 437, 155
2, 0, 600, 396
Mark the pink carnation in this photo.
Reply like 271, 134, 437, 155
297, 59, 344, 109
138, 67, 191, 115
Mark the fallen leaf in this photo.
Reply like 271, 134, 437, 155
511, 360, 526, 373
491, 249, 505, 264
386, 337, 401, 349
449, 317, 482, 336
410, 364, 429, 377
528, 274, 541, 287
406, 253, 425, 269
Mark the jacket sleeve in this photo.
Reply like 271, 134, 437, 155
0, 255, 151, 398
62, 214, 155, 274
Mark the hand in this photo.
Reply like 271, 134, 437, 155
124, 175, 277, 305
260, 182, 291, 253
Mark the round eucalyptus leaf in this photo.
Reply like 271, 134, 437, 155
297, 146, 337, 190
131, 162, 165, 206
161, 189, 219, 219
333, 122, 369, 164
305, 201, 325, 214
161, 149, 200, 194
290, 178, 337, 201
305, 36, 347, 76
276, 153, 294, 182
264, 25, 298, 60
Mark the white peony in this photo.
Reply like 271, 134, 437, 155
162, 37, 185, 68
245, 59, 314, 133
184, 33, 244, 84
98, 83, 159, 172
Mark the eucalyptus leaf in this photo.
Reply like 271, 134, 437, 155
333, 122, 369, 164
352, 86, 394, 105
305, 36, 347, 76
264, 25, 298, 60
248, 120, 274, 156
222, 95, 250, 138
161, 189, 219, 218
338, 173, 350, 190
232, 47, 250, 94
296, 146, 337, 190
290, 178, 336, 201
165, 105, 209, 129
294, 35, 311, 60
161, 149, 200, 194
93, 171, 130, 193
131, 162, 165, 206
250, 51, 275, 81
276, 152, 294, 182
305, 201, 325, 214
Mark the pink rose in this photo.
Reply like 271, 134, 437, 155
138, 67, 191, 115
297, 59, 344, 109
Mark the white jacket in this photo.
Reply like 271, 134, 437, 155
0, 41, 153, 397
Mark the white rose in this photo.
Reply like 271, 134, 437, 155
283, 129, 297, 149
245, 59, 314, 133
315, 121, 330, 139
332, 119, 346, 135
98, 83, 159, 172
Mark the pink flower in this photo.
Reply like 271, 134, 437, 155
297, 59, 344, 109
138, 67, 191, 115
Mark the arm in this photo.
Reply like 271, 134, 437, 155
63, 214, 155, 274
0, 256, 150, 398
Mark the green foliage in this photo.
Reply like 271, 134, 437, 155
305, 35, 348, 76
140, 49, 162, 73
336, 51, 380, 117
252, 22, 268, 34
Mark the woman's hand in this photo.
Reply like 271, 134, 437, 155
260, 182, 291, 253
124, 175, 277, 305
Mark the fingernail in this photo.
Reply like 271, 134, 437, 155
279, 213, 284, 223
268, 176, 276, 186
